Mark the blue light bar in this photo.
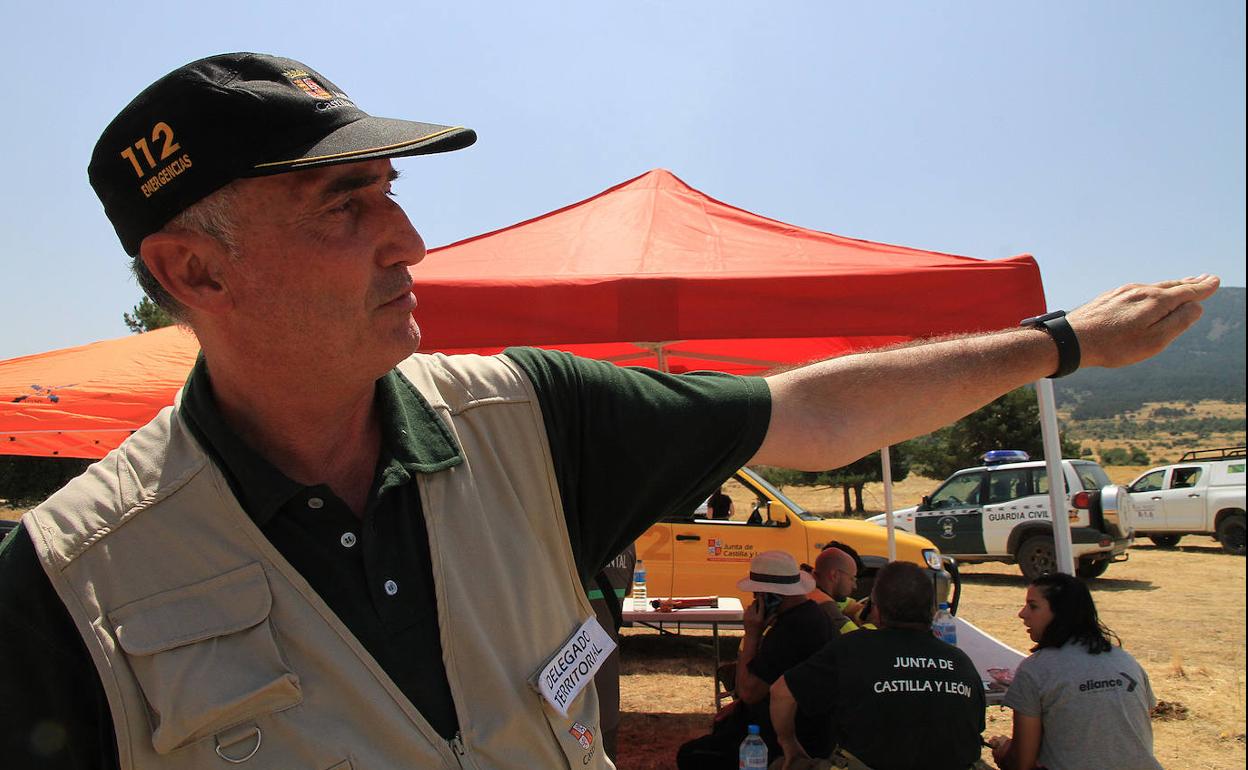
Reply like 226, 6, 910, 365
982, 450, 1030, 465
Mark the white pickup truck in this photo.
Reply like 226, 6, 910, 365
1125, 447, 1246, 555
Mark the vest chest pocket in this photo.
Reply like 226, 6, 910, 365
109, 562, 302, 754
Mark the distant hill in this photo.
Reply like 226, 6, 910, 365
1056, 287, 1245, 418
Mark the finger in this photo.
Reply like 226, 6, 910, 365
1151, 275, 1219, 293
1151, 276, 1205, 289
1149, 275, 1220, 318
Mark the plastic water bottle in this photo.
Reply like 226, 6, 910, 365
933, 602, 958, 646
739, 724, 768, 768
632, 560, 648, 611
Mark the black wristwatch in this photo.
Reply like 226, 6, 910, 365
1020, 310, 1081, 378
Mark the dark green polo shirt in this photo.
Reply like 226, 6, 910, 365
0, 348, 769, 767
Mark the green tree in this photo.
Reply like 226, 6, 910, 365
0, 457, 92, 506
123, 297, 175, 333
1099, 447, 1129, 466
903, 386, 1083, 479
757, 448, 910, 516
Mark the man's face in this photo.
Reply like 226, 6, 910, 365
835, 566, 857, 599
814, 550, 858, 601
215, 159, 426, 380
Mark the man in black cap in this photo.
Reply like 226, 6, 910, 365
0, 52, 1219, 769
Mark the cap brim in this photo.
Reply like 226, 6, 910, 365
250, 115, 476, 173
736, 572, 815, 596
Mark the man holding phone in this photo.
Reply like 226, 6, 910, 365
677, 551, 836, 768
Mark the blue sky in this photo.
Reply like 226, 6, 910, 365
1, 1, 1243, 359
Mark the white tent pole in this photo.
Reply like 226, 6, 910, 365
881, 445, 897, 562
1036, 378, 1075, 575
654, 344, 669, 374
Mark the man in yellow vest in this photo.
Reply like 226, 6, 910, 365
808, 545, 869, 634
0, 51, 1218, 770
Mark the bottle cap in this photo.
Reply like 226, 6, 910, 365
938, 602, 950, 610
748, 724, 761, 735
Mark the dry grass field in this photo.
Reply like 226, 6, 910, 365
1063, 400, 1245, 468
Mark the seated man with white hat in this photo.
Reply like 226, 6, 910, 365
677, 550, 837, 769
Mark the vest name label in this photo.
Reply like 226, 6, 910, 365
537, 615, 618, 716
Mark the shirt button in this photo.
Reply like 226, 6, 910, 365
340, 532, 357, 548
384, 580, 399, 596
307, 497, 325, 509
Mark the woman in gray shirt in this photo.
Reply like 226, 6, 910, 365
988, 573, 1161, 770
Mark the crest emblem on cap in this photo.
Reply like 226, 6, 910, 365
282, 69, 333, 100
568, 722, 594, 750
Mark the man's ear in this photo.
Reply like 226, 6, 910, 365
138, 230, 233, 314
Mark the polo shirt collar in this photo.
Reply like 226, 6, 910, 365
378, 367, 463, 475
178, 357, 462, 527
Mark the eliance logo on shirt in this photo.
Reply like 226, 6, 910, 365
1079, 672, 1138, 693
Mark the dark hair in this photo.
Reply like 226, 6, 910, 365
872, 561, 934, 628
1030, 573, 1119, 654
823, 540, 864, 576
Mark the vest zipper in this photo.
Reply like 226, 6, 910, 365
449, 731, 467, 767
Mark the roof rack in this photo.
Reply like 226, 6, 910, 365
1178, 446, 1247, 462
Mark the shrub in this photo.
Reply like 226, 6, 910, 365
0, 457, 92, 507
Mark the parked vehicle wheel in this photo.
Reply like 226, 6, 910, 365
1075, 558, 1110, 579
1217, 514, 1245, 556
1149, 534, 1182, 548
1017, 536, 1057, 581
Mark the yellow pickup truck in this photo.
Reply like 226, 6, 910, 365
636, 466, 954, 607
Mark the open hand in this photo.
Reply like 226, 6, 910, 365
1067, 275, 1220, 369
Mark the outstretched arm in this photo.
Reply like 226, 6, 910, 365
753, 276, 1219, 470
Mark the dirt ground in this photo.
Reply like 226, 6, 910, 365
615, 542, 1246, 769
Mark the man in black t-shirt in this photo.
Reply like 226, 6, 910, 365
771, 562, 985, 770
707, 486, 734, 520
677, 551, 836, 769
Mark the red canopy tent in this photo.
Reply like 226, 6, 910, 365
415, 169, 1045, 373
0, 169, 1046, 459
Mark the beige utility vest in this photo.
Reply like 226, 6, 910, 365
24, 353, 613, 770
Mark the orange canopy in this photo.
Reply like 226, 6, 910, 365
0, 169, 1045, 458
0, 326, 199, 458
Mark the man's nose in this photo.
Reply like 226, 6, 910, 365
377, 199, 426, 268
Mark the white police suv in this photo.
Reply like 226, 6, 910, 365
869, 451, 1134, 580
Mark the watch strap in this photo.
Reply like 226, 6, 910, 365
1020, 310, 1081, 378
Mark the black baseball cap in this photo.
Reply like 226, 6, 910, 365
89, 52, 476, 255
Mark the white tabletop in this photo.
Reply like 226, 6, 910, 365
621, 596, 744, 624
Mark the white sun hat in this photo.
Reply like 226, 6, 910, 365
736, 550, 815, 596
